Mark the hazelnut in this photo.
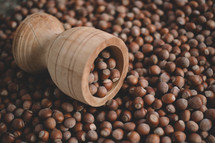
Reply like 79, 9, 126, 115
144, 94, 155, 105
127, 131, 140, 143
63, 131, 71, 141
101, 69, 111, 80
159, 117, 169, 127
89, 84, 98, 95
186, 121, 199, 132
53, 110, 64, 123
50, 129, 62, 140
123, 122, 136, 132
12, 118, 25, 130
64, 117, 76, 128
199, 119, 212, 131
45, 117, 56, 130
110, 69, 120, 82
103, 79, 113, 91
137, 123, 150, 135
76, 131, 86, 142
157, 82, 169, 94
38, 130, 49, 142
188, 96, 203, 109
161, 136, 171, 143
100, 127, 111, 137
127, 75, 138, 85
172, 131, 186, 143
164, 125, 174, 135
61, 102, 74, 113
121, 110, 132, 122
162, 93, 176, 104
112, 128, 124, 140
174, 120, 185, 131
39, 108, 52, 119
134, 86, 146, 97
205, 109, 215, 120
106, 110, 117, 122
147, 112, 159, 127
172, 76, 185, 88
191, 110, 203, 123
106, 99, 119, 110
142, 44, 153, 53
86, 130, 98, 141
180, 110, 191, 122
153, 126, 164, 136
133, 97, 144, 109
97, 86, 108, 98
176, 57, 190, 68
97, 61, 107, 70
149, 65, 161, 75
83, 113, 94, 123
146, 134, 160, 143
188, 133, 202, 143
175, 98, 188, 110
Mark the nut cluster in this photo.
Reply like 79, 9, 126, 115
0, 0, 215, 143
89, 48, 120, 98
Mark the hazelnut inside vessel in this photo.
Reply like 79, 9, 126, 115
89, 47, 121, 98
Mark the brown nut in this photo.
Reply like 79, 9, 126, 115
162, 93, 176, 104
64, 117, 76, 128
188, 96, 203, 109
127, 131, 140, 143
188, 133, 202, 143
50, 129, 62, 140
149, 65, 161, 75
146, 134, 160, 143
199, 119, 212, 131
172, 131, 186, 143
38, 130, 49, 142
137, 123, 150, 135
45, 117, 56, 130
112, 128, 124, 141
186, 121, 199, 132
12, 118, 25, 130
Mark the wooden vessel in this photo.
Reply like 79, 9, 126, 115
13, 13, 129, 107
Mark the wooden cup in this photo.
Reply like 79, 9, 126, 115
12, 13, 128, 107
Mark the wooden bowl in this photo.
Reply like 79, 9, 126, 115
12, 13, 129, 107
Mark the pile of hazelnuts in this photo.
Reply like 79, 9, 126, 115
89, 48, 120, 98
0, 0, 215, 143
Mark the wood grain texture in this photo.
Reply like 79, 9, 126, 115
12, 13, 65, 73
13, 13, 129, 106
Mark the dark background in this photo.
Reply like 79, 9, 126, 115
0, 0, 20, 16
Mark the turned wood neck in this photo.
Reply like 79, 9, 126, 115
12, 13, 65, 73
